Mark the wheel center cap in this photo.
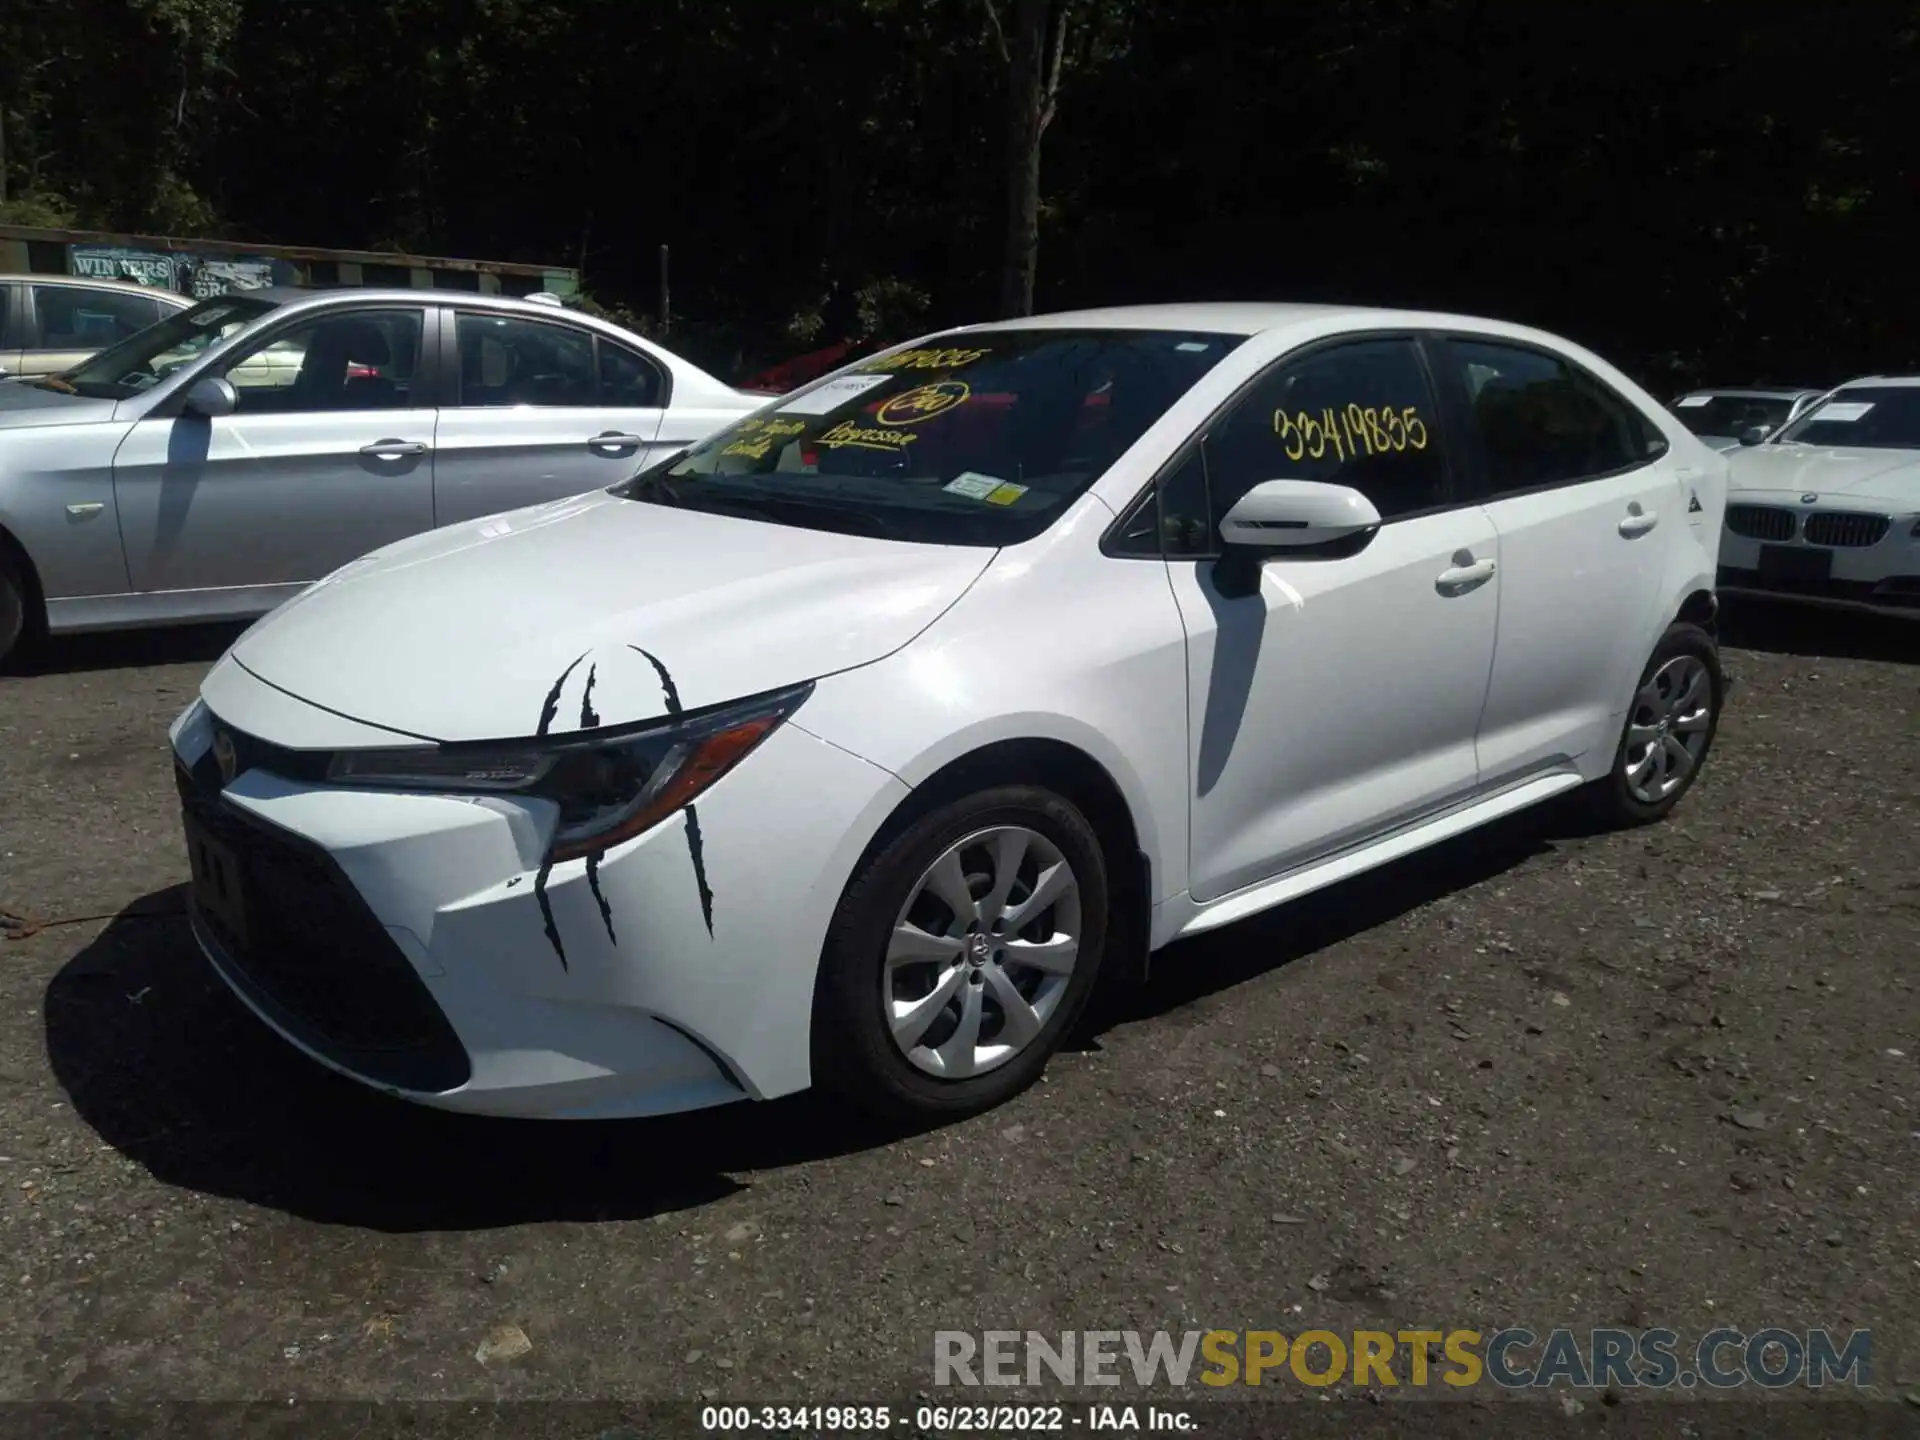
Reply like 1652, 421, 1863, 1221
966, 933, 993, 967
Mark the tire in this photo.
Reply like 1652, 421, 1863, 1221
0, 553, 25, 670
810, 784, 1112, 1122
1584, 620, 1723, 827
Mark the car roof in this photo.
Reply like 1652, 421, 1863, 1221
1833, 375, 1920, 388
241, 285, 581, 316
0, 272, 191, 302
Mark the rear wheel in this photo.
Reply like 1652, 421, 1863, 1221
1585, 621, 1722, 827
810, 785, 1111, 1121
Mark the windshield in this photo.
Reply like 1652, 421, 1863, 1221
613, 329, 1244, 546
38, 294, 278, 400
1772, 386, 1920, 450
1670, 393, 1794, 438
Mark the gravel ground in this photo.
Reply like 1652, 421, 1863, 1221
0, 602, 1915, 1412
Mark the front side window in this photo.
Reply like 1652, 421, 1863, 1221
1197, 337, 1449, 526
39, 293, 278, 400
1441, 338, 1668, 495
456, 313, 597, 407
1670, 393, 1794, 438
217, 309, 424, 413
32, 285, 159, 351
1772, 386, 1920, 451
614, 329, 1244, 546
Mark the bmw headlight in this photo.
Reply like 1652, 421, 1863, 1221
326, 682, 811, 861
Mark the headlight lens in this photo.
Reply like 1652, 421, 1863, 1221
325, 682, 811, 861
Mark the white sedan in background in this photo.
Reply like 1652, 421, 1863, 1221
1669, 387, 1825, 450
1718, 376, 1920, 616
169, 302, 1727, 1123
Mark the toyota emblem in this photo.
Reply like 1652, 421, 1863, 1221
1801, 493, 1819, 504
212, 729, 238, 786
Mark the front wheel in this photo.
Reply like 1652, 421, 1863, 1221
810, 785, 1111, 1121
0, 553, 26, 670
1585, 620, 1723, 827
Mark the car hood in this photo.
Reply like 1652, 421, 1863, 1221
0, 381, 119, 427
229, 490, 996, 743
1728, 445, 1920, 505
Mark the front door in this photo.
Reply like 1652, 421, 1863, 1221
430, 310, 668, 526
1160, 335, 1502, 903
112, 306, 435, 595
1428, 336, 1682, 782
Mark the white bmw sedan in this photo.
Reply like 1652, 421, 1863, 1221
169, 303, 1729, 1121
1718, 377, 1920, 616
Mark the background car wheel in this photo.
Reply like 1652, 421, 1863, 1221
0, 553, 27, 669
1585, 621, 1723, 827
811, 785, 1111, 1122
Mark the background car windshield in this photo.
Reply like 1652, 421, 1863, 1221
1671, 394, 1792, 437
1773, 387, 1920, 450
48, 294, 278, 400
616, 329, 1243, 546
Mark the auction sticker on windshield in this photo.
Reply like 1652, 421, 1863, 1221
779, 373, 891, 416
1811, 401, 1874, 422
1675, 395, 1711, 407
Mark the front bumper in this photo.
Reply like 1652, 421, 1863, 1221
1717, 503, 1920, 617
171, 665, 909, 1119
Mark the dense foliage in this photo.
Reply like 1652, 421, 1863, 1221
2, 0, 1914, 386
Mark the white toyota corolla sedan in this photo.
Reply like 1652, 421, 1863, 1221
168, 303, 1729, 1122
1717, 376, 1920, 616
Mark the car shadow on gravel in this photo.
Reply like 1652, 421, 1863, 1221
43, 887, 917, 1233
1720, 596, 1919, 664
46, 797, 1600, 1232
2, 620, 251, 676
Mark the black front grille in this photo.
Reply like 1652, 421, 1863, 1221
1726, 504, 1797, 542
1804, 511, 1891, 548
176, 764, 470, 1093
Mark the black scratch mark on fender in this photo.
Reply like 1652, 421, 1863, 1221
579, 664, 600, 729
537, 652, 589, 736
533, 858, 567, 970
585, 851, 617, 944
627, 645, 682, 714
683, 805, 715, 937
628, 644, 715, 937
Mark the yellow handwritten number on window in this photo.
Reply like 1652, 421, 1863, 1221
1274, 405, 1428, 461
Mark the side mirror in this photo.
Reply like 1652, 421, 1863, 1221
1219, 479, 1383, 549
1737, 425, 1770, 447
183, 375, 238, 418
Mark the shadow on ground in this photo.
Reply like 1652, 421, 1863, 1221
3, 620, 251, 677
1720, 596, 1919, 664
46, 798, 1591, 1232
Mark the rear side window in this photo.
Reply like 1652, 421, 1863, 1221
600, 341, 665, 407
32, 285, 160, 350
456, 313, 597, 407
1440, 339, 1668, 496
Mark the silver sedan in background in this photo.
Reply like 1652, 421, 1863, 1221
0, 288, 766, 662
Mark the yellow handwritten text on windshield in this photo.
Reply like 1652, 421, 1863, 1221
860, 347, 991, 373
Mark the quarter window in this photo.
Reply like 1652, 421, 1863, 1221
1202, 337, 1449, 525
456, 313, 597, 407
218, 309, 424, 413
32, 284, 160, 350
1440, 338, 1667, 496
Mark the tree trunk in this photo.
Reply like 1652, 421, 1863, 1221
998, 0, 1051, 318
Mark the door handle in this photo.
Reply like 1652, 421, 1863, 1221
1435, 556, 1496, 593
360, 439, 428, 458
1618, 504, 1658, 537
588, 431, 646, 451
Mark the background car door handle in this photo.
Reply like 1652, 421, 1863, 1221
360, 439, 428, 458
588, 432, 646, 451
1619, 506, 1659, 537
1435, 557, 1496, 593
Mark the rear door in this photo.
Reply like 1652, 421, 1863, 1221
111, 304, 436, 596
430, 309, 669, 525
1427, 334, 1683, 785
22, 284, 165, 376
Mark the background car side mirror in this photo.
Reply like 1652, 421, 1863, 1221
183, 375, 238, 418
1737, 425, 1770, 447
1219, 479, 1383, 549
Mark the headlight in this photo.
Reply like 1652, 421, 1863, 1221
326, 682, 811, 861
